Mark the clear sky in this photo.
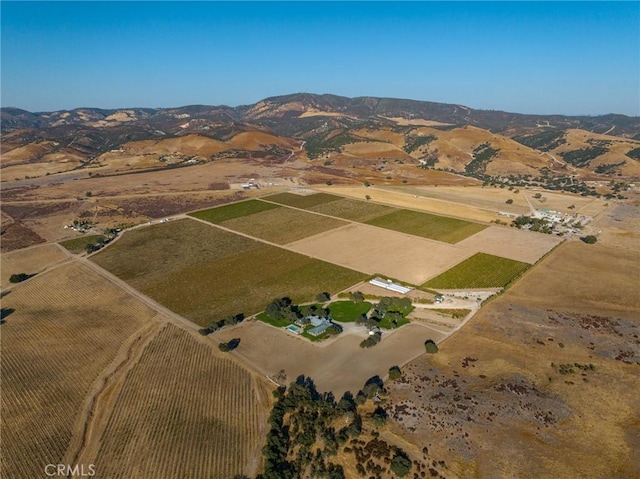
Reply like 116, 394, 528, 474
1, 1, 638, 115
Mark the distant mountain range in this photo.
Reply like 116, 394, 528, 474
2, 93, 639, 189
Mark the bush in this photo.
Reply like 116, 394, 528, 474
506, 198, 514, 204
390, 450, 412, 476
388, 366, 402, 380
580, 235, 597, 244
424, 339, 438, 354
9, 273, 32, 284
218, 342, 230, 352
316, 292, 331, 302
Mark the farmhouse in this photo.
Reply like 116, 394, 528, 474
369, 277, 412, 295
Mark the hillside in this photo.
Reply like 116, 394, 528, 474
2, 94, 639, 198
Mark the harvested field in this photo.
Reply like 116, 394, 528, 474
423, 252, 530, 289
93, 323, 268, 479
316, 186, 497, 223
285, 223, 467, 285
262, 192, 343, 208
0, 263, 156, 479
218, 206, 348, 245
92, 220, 365, 325
456, 225, 562, 263
1, 243, 69, 288
365, 209, 487, 244
217, 320, 446, 397
307, 197, 395, 222
188, 199, 281, 223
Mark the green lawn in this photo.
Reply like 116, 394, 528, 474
422, 253, 530, 289
255, 312, 291, 328
327, 301, 372, 322
188, 199, 281, 223
378, 316, 410, 330
262, 192, 343, 209
365, 209, 486, 243
59, 234, 106, 254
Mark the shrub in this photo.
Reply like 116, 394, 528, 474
390, 450, 412, 476
580, 235, 597, 244
9, 273, 31, 284
424, 339, 438, 354
218, 342, 230, 352
388, 366, 402, 380
316, 292, 331, 302
506, 199, 514, 204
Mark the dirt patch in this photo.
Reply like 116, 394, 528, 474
216, 320, 443, 397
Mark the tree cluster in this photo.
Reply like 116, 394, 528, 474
198, 313, 244, 336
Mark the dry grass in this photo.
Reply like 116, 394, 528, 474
387, 240, 640, 478
1, 243, 69, 288
93, 323, 269, 479
0, 263, 155, 479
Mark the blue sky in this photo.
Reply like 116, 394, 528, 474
1, 2, 638, 115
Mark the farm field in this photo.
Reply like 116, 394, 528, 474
423, 252, 531, 289
365, 209, 487, 243
93, 323, 269, 479
0, 263, 157, 479
217, 206, 348, 244
91, 218, 259, 287
456, 225, 562, 263
286, 223, 468, 285
92, 219, 366, 325
307, 197, 396, 222
188, 198, 280, 223
262, 191, 343, 208
316, 185, 500, 223
216, 320, 447, 397
0, 243, 68, 288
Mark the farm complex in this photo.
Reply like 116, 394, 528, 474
1, 187, 577, 477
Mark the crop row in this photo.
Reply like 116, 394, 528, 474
1, 264, 150, 478
94, 324, 264, 479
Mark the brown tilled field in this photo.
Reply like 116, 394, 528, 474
386, 239, 640, 478
0, 262, 158, 479
456, 225, 562, 263
286, 223, 469, 285
92, 323, 270, 479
